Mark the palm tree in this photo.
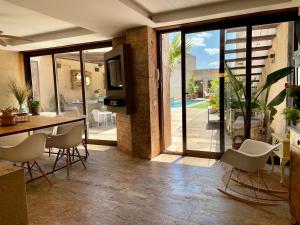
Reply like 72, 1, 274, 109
168, 33, 192, 72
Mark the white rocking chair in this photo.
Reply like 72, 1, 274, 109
218, 139, 284, 205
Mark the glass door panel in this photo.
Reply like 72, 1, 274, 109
82, 47, 117, 141
224, 26, 247, 150
30, 55, 56, 116
161, 32, 183, 153
55, 52, 84, 116
185, 30, 221, 152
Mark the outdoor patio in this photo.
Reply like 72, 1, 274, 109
167, 101, 232, 153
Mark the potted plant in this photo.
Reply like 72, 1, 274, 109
30, 100, 40, 115
283, 108, 300, 126
0, 107, 18, 126
8, 80, 31, 113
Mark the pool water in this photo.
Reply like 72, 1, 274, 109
171, 99, 203, 108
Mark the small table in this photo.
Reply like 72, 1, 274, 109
271, 133, 290, 184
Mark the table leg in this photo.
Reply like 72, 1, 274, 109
271, 153, 275, 174
280, 158, 288, 184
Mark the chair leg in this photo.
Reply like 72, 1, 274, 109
66, 149, 71, 179
34, 160, 52, 186
74, 147, 87, 169
53, 149, 61, 171
225, 168, 234, 191
26, 162, 33, 180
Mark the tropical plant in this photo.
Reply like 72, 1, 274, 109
283, 108, 300, 125
168, 33, 192, 72
188, 76, 198, 94
209, 79, 220, 109
225, 63, 294, 138
8, 80, 31, 111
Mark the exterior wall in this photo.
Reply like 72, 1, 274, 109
193, 69, 219, 95
260, 22, 291, 134
0, 50, 25, 108
170, 53, 196, 100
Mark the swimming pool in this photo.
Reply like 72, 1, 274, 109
171, 99, 203, 108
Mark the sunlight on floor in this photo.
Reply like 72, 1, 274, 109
151, 154, 181, 163
78, 144, 112, 152
176, 157, 217, 167
151, 154, 217, 167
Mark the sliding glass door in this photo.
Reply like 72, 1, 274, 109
159, 19, 295, 158
184, 30, 223, 155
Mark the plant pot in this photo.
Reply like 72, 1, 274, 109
0, 115, 16, 126
31, 107, 40, 116
209, 107, 218, 114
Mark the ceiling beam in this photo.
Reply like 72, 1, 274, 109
8, 27, 95, 46
226, 34, 276, 44
151, 0, 292, 23
225, 46, 272, 54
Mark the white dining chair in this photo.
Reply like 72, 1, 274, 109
0, 133, 51, 185
91, 109, 104, 127
46, 121, 85, 157
46, 124, 86, 178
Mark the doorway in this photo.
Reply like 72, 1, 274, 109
159, 14, 296, 158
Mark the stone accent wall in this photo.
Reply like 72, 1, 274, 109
112, 37, 133, 155
112, 27, 160, 159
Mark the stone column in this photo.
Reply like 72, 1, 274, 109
112, 26, 160, 159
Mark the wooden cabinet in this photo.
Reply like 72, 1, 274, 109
0, 162, 28, 225
289, 127, 300, 224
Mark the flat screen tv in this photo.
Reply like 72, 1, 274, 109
106, 56, 123, 90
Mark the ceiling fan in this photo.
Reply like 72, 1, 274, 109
0, 31, 32, 47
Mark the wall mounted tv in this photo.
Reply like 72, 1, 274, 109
104, 44, 132, 114
106, 56, 123, 90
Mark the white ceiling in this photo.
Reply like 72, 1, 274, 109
133, 0, 231, 14
0, 0, 76, 36
1, 0, 300, 51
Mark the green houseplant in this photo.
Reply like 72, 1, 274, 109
283, 108, 300, 126
8, 80, 31, 112
225, 63, 293, 139
30, 100, 40, 115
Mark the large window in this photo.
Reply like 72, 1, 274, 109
26, 41, 115, 143
158, 11, 297, 158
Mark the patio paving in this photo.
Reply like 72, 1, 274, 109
167, 102, 232, 153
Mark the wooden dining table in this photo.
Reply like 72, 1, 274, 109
0, 115, 89, 182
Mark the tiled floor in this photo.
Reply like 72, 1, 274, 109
26, 145, 291, 225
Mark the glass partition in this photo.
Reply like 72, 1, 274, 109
55, 52, 84, 117
82, 47, 117, 141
